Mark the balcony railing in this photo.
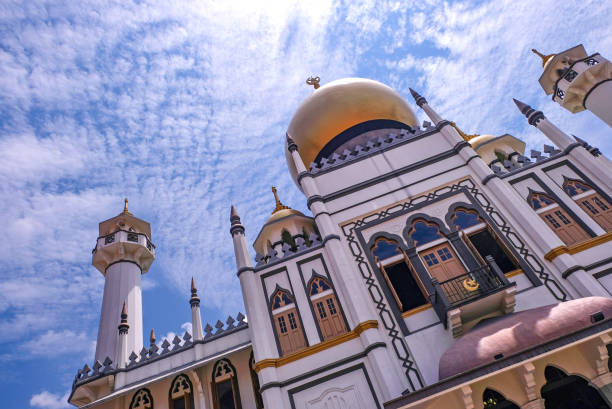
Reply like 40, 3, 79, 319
430, 255, 512, 328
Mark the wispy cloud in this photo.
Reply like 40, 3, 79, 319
30, 391, 70, 409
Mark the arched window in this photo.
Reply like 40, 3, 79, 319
270, 289, 306, 355
309, 276, 347, 340
408, 219, 467, 283
169, 374, 194, 409
527, 191, 590, 246
249, 352, 264, 409
371, 238, 428, 313
482, 388, 519, 409
541, 365, 610, 409
212, 359, 242, 409
451, 208, 519, 275
130, 388, 153, 409
563, 179, 612, 231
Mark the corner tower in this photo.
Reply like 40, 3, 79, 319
533, 45, 612, 126
92, 199, 155, 363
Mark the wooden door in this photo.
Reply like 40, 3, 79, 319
312, 294, 346, 340
419, 243, 467, 283
274, 308, 306, 355
539, 207, 590, 245
577, 193, 612, 231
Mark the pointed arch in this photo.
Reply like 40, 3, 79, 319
249, 351, 264, 409
130, 388, 153, 409
269, 286, 306, 355
307, 274, 347, 340
527, 189, 590, 245
541, 365, 610, 409
211, 358, 242, 409
169, 374, 194, 409
402, 214, 448, 247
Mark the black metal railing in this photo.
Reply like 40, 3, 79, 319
429, 256, 511, 327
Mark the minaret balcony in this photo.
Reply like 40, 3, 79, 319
92, 230, 156, 274
430, 256, 516, 338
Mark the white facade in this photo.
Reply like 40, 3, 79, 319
69, 72, 612, 409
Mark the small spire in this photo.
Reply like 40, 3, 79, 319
190, 277, 200, 306
531, 49, 555, 68
408, 88, 427, 107
512, 98, 545, 126
230, 205, 240, 221
450, 122, 480, 142
123, 197, 132, 215
149, 328, 156, 345
229, 205, 245, 236
271, 187, 291, 214
306, 76, 320, 89
286, 133, 298, 152
118, 302, 129, 334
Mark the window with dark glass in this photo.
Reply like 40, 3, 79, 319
212, 359, 241, 409
371, 237, 428, 313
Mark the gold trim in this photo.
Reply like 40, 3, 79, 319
450, 122, 479, 142
271, 186, 291, 214
544, 232, 612, 261
505, 268, 523, 278
401, 304, 432, 318
253, 320, 378, 372
532, 49, 555, 68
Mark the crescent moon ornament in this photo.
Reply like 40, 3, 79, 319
463, 278, 480, 292
306, 76, 321, 89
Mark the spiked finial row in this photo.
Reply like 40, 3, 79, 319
118, 302, 129, 334
190, 277, 200, 307
513, 98, 545, 126
409, 88, 427, 107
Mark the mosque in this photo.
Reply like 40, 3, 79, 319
69, 44, 612, 409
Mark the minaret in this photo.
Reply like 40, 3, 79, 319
116, 302, 129, 369
92, 198, 155, 363
409, 88, 443, 124
190, 277, 204, 341
533, 45, 612, 127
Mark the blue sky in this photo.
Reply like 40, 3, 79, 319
0, 1, 610, 408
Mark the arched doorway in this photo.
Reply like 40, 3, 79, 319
541, 366, 610, 409
482, 388, 519, 409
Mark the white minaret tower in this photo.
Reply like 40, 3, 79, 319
533, 45, 612, 127
92, 199, 155, 363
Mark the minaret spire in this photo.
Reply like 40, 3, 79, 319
408, 87, 443, 124
149, 328, 156, 346
512, 98, 545, 126
190, 277, 203, 341
116, 302, 129, 370
531, 49, 555, 67
123, 197, 132, 215
271, 186, 290, 214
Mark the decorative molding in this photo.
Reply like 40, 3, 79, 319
544, 232, 612, 262
253, 320, 378, 372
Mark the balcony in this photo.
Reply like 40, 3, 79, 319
430, 256, 516, 337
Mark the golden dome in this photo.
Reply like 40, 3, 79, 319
285, 78, 418, 182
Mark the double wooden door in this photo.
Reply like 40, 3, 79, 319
273, 307, 306, 355
576, 193, 612, 231
312, 293, 346, 340
539, 206, 590, 245
419, 243, 466, 283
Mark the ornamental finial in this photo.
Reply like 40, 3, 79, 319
306, 76, 321, 90
531, 49, 555, 68
149, 328, 156, 345
123, 197, 132, 215
450, 122, 480, 142
271, 186, 291, 214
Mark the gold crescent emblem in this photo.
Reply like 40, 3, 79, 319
463, 278, 480, 292
306, 76, 321, 89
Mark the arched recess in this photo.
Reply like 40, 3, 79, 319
541, 365, 610, 409
446, 203, 519, 275
169, 374, 194, 409
368, 233, 429, 314
130, 388, 153, 409
482, 388, 519, 409
527, 189, 591, 245
211, 358, 242, 409
403, 215, 467, 283
249, 351, 264, 409
269, 287, 307, 355
563, 177, 612, 231
307, 274, 347, 339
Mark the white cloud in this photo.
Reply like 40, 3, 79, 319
30, 391, 70, 409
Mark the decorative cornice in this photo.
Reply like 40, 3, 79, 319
253, 320, 378, 372
544, 232, 612, 262
229, 224, 245, 236
296, 171, 311, 184
481, 174, 499, 186
306, 195, 324, 209
322, 234, 341, 245
236, 266, 254, 277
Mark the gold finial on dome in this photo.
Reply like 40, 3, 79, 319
123, 197, 132, 215
450, 122, 479, 142
271, 187, 291, 214
532, 49, 555, 68
306, 76, 321, 89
